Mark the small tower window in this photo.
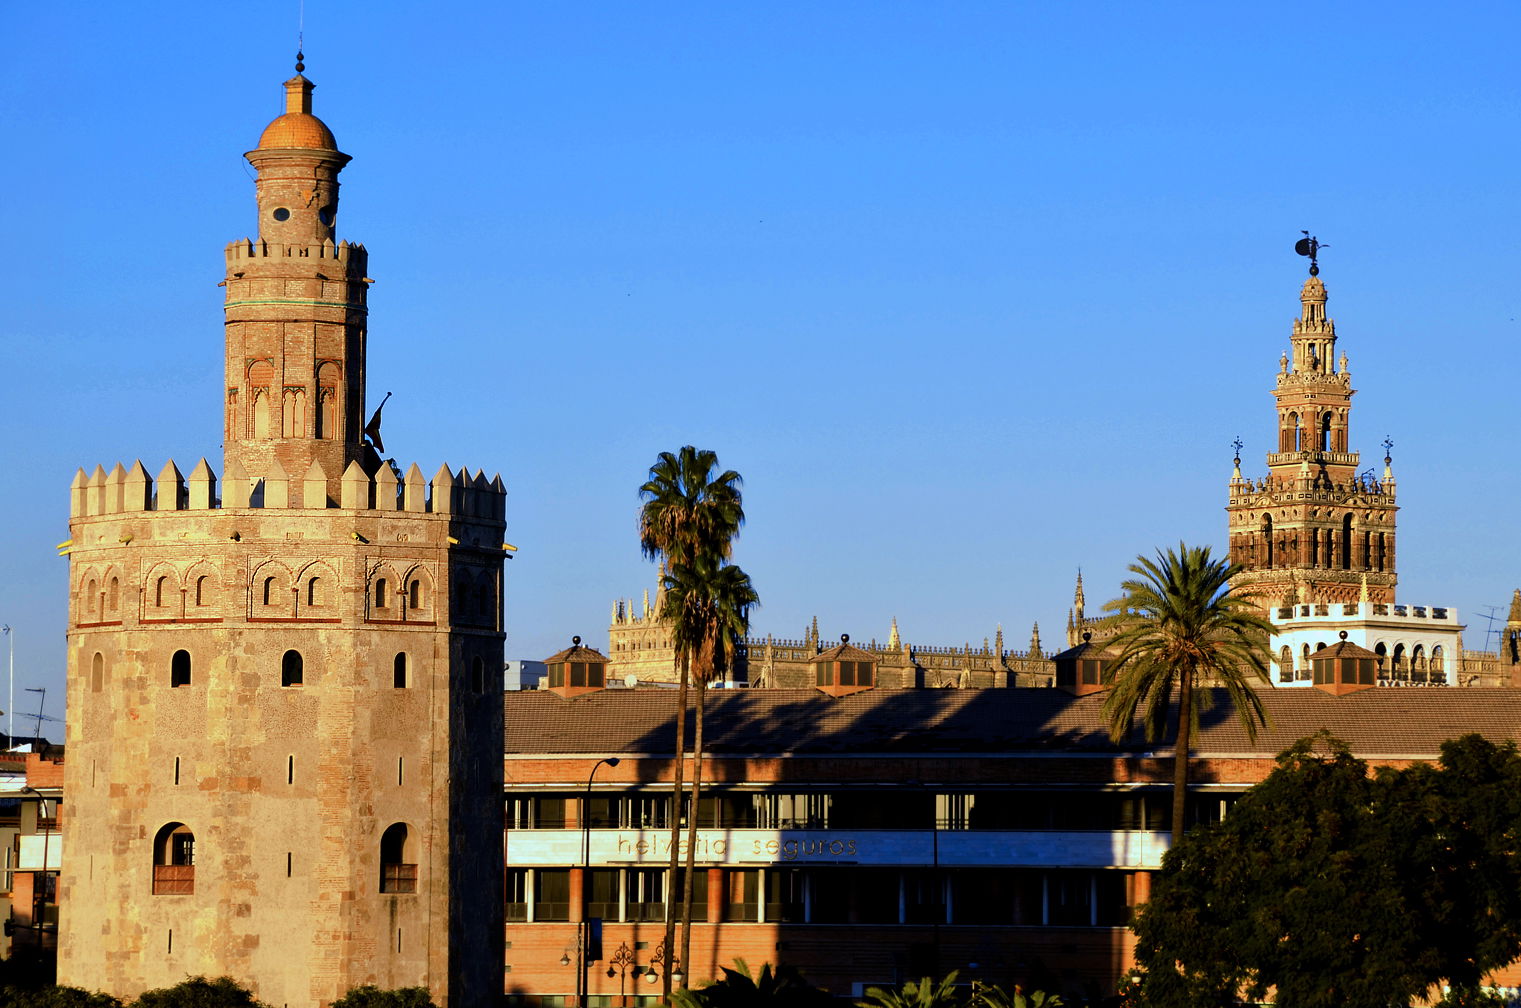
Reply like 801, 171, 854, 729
408, 580, 422, 610
107, 577, 120, 613
393, 653, 408, 689
271, 207, 291, 222
375, 578, 388, 609
170, 650, 192, 688
472, 656, 485, 695
281, 650, 304, 687
154, 576, 167, 608
379, 823, 416, 893
307, 577, 322, 607
263, 577, 276, 606
194, 575, 209, 608
152, 822, 195, 895
91, 652, 105, 693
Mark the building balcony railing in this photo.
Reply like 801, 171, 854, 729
152, 864, 194, 895
1272, 602, 1454, 625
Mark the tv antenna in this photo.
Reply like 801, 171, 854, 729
23, 688, 60, 746
1473, 605, 1505, 652
1294, 231, 1328, 276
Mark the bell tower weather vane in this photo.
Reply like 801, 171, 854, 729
1295, 231, 1328, 276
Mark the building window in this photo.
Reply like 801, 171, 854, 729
170, 650, 192, 688
281, 650, 304, 687
152, 822, 195, 895
393, 653, 408, 689
307, 577, 323, 607
107, 577, 119, 613
375, 578, 388, 609
380, 823, 417, 894
472, 656, 485, 695
408, 580, 422, 610
194, 575, 209, 608
627, 868, 667, 922
262, 577, 276, 606
506, 868, 528, 922
533, 869, 570, 921
91, 652, 105, 693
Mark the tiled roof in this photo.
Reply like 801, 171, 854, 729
503, 686, 1521, 758
811, 639, 878, 664
543, 643, 609, 663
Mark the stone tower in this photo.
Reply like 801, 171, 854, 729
59, 67, 506, 1007
1226, 267, 1398, 608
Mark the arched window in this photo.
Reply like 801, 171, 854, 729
85, 578, 99, 618
1262, 515, 1274, 568
152, 822, 195, 894
307, 577, 322, 607
194, 576, 208, 607
107, 577, 120, 612
471, 656, 485, 695
379, 823, 416, 893
1432, 646, 1445, 676
1392, 643, 1407, 679
375, 578, 388, 609
1341, 514, 1353, 570
91, 652, 105, 693
171, 650, 192, 688
155, 576, 167, 608
1374, 641, 1388, 674
263, 577, 276, 606
408, 579, 422, 610
1319, 412, 1332, 451
1278, 645, 1292, 683
1290, 412, 1302, 451
393, 653, 408, 689
281, 650, 304, 687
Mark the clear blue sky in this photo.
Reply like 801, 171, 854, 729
3, 2, 1519, 716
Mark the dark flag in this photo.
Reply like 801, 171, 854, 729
363, 391, 392, 453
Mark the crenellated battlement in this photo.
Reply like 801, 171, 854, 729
69, 458, 504, 521
225, 238, 367, 268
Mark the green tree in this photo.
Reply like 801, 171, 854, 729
637, 445, 744, 998
969, 986, 1063, 1008
857, 972, 965, 1008
1100, 543, 1272, 844
0, 987, 123, 1008
661, 554, 758, 984
329, 987, 436, 1008
1136, 733, 1476, 1008
131, 977, 266, 1008
670, 958, 832, 1007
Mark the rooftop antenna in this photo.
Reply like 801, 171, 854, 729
1473, 605, 1505, 652
1294, 231, 1328, 276
23, 687, 61, 745
295, 0, 305, 73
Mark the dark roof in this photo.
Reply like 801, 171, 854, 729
543, 643, 608, 663
811, 639, 877, 664
503, 686, 1521, 758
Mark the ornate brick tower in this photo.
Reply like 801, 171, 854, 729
59, 65, 506, 1007
1226, 262, 1398, 608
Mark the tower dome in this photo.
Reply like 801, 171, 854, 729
255, 74, 339, 151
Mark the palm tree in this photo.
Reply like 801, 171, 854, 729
1100, 543, 1273, 845
637, 447, 744, 998
661, 555, 758, 987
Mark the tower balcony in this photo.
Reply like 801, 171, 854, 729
1270, 601, 1456, 627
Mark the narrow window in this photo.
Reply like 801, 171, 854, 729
174, 757, 181, 786
408, 580, 421, 610
472, 656, 485, 695
168, 929, 173, 954
153, 822, 195, 894
393, 653, 408, 689
195, 575, 208, 607
307, 577, 321, 607
287, 755, 294, 785
170, 650, 192, 688
375, 578, 388, 608
379, 823, 416, 893
1342, 514, 1354, 570
287, 852, 292, 878
107, 577, 120, 612
263, 577, 275, 606
155, 576, 167, 607
91, 652, 104, 693
281, 650, 303, 687
397, 757, 404, 787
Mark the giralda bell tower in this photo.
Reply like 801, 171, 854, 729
1226, 243, 1398, 609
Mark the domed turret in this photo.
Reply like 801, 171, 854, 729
256, 75, 339, 150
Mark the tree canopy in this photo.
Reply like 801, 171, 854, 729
1134, 732, 1521, 1008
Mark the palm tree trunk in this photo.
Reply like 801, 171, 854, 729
1170, 663, 1194, 847
679, 678, 706, 989
662, 654, 690, 1002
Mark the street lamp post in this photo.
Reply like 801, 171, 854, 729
605, 940, 640, 1007
580, 756, 620, 1008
